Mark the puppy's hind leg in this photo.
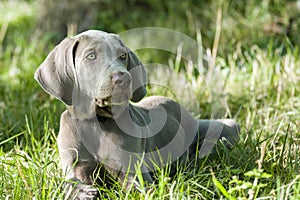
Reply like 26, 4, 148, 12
193, 119, 240, 158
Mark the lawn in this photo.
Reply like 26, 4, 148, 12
0, 1, 299, 199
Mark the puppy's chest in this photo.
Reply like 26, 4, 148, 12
83, 119, 142, 152
97, 132, 123, 157
93, 129, 145, 170
99, 122, 145, 153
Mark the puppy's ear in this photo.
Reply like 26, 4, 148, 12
128, 50, 147, 102
35, 38, 79, 105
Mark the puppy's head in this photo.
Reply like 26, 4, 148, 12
35, 30, 147, 119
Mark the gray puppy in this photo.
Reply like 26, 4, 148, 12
35, 30, 240, 199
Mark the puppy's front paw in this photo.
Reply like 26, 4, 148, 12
64, 181, 99, 200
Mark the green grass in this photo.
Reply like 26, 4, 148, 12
0, 1, 299, 199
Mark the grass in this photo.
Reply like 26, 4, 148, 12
0, 1, 299, 199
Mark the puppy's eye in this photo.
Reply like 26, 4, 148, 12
86, 53, 97, 60
120, 53, 127, 60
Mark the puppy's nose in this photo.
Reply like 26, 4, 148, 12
111, 72, 131, 88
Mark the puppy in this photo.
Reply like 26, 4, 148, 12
35, 30, 240, 199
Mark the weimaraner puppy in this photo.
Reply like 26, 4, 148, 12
35, 30, 240, 199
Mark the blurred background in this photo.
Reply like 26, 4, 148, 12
37, 0, 300, 51
2, 0, 300, 53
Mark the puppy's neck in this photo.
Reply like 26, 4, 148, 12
96, 114, 110, 122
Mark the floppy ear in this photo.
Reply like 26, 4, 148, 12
128, 50, 147, 102
34, 38, 79, 105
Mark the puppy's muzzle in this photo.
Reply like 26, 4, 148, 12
95, 71, 131, 108
111, 71, 131, 89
